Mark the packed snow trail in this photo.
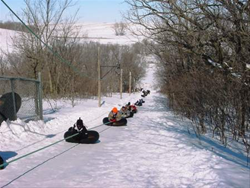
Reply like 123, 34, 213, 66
1, 91, 249, 187
0, 63, 249, 188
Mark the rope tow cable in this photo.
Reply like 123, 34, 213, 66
0, 103, 112, 169
0, 0, 98, 81
0, 0, 135, 170
0, 132, 80, 169
0, 120, 113, 169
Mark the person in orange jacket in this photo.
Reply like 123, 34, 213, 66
108, 107, 122, 123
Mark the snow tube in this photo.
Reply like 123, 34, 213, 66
64, 127, 99, 144
127, 111, 134, 118
102, 117, 127, 126
135, 101, 142, 106
0, 156, 4, 170
130, 105, 137, 113
0, 92, 22, 125
121, 111, 134, 119
132, 109, 137, 113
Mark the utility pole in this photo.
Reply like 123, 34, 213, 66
100, 63, 121, 100
129, 71, 132, 95
98, 47, 101, 107
120, 69, 123, 99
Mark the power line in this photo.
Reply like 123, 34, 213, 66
0, 0, 98, 81
1, 0, 128, 84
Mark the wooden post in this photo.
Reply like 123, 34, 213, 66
129, 72, 132, 95
38, 72, 43, 120
120, 69, 123, 99
98, 47, 101, 107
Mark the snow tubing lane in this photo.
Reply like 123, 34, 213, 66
102, 117, 127, 126
0, 156, 4, 170
64, 129, 99, 144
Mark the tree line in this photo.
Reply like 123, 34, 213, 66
125, 0, 250, 150
0, 0, 146, 102
0, 21, 28, 32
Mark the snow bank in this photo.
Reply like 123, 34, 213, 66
0, 63, 249, 188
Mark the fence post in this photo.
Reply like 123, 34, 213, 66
10, 79, 17, 120
38, 72, 43, 120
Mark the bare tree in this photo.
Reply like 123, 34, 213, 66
112, 22, 128, 36
1, 0, 147, 103
10, 0, 79, 86
125, 0, 250, 148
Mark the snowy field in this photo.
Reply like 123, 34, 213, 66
0, 28, 19, 54
0, 22, 143, 56
74, 22, 143, 45
0, 62, 250, 188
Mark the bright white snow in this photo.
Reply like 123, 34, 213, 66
0, 28, 19, 55
0, 22, 143, 56
0, 62, 249, 188
75, 22, 144, 45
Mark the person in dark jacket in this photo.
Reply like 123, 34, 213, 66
74, 118, 88, 139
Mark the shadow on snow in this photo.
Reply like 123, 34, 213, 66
143, 94, 249, 169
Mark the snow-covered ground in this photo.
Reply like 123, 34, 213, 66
0, 63, 249, 188
75, 22, 143, 45
0, 22, 143, 56
0, 28, 19, 54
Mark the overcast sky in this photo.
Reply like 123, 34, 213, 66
0, 0, 129, 23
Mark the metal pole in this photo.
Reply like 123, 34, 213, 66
38, 72, 43, 120
129, 72, 132, 95
120, 69, 123, 99
10, 79, 17, 120
133, 78, 136, 93
98, 47, 101, 107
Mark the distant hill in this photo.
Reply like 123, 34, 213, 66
0, 28, 19, 55
0, 22, 143, 56
71, 22, 143, 45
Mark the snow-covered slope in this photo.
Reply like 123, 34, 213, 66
0, 22, 143, 56
74, 22, 143, 45
0, 28, 19, 54
0, 63, 249, 188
